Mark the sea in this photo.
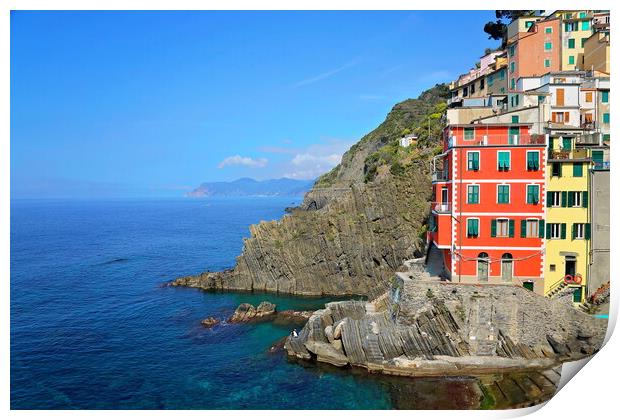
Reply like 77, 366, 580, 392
10, 197, 481, 409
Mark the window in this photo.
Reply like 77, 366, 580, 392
525, 21, 534, 28
499, 69, 505, 80
564, 13, 572, 19
544, 42, 553, 51
527, 185, 540, 204
568, 38, 575, 48
602, 91, 609, 102
463, 86, 468, 97
512, 115, 519, 123
488, 74, 494, 87
467, 151, 480, 171
511, 78, 516, 90
480, 79, 485, 90
467, 185, 480, 204
568, 191, 582, 207
544, 59, 551, 68
581, 38, 587, 48
585, 92, 593, 102
527, 151, 539, 170
548, 191, 561, 207
492, 218, 513, 238
497, 185, 510, 203
603, 113, 610, 124
573, 223, 585, 239
573, 162, 583, 177
522, 219, 542, 238
569, 55, 575, 65
572, 223, 591, 240
464, 128, 474, 140
467, 219, 479, 238
547, 223, 565, 239
545, 27, 553, 34
579, 12, 587, 19
562, 138, 572, 151
471, 83, 475, 94
582, 21, 590, 30
550, 264, 556, 272
509, 45, 515, 57
565, 22, 578, 32
497, 151, 510, 171
510, 61, 515, 73
552, 162, 562, 177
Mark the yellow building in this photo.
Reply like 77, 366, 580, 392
554, 10, 594, 71
583, 31, 610, 74
544, 134, 592, 302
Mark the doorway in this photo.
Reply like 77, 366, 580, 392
501, 253, 513, 282
565, 256, 576, 278
477, 252, 489, 282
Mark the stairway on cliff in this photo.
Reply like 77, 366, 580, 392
468, 296, 498, 356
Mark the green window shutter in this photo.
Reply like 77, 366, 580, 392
562, 138, 572, 150
582, 21, 590, 30
602, 91, 609, 103
561, 223, 567, 239
491, 220, 497, 237
511, 115, 519, 123
561, 191, 568, 207
582, 191, 588, 208
472, 153, 479, 170
581, 38, 587, 48
603, 113, 610, 123
568, 56, 575, 65
573, 162, 583, 177
527, 151, 539, 170
585, 223, 591, 240
571, 224, 576, 240
539, 220, 545, 238
547, 191, 553, 207
546, 223, 551, 239
568, 38, 575, 48
520, 220, 527, 238
508, 220, 515, 238
464, 128, 474, 140
568, 191, 574, 207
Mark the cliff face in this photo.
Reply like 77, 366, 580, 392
172, 85, 450, 296
173, 168, 432, 296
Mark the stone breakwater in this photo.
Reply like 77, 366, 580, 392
284, 278, 607, 377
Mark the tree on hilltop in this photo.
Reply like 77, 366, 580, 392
483, 10, 538, 47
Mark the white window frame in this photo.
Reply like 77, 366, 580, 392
466, 217, 480, 238
497, 183, 511, 204
497, 150, 511, 171
466, 184, 480, 204
526, 218, 539, 238
525, 149, 540, 171
550, 223, 561, 239
550, 191, 561, 207
574, 223, 585, 239
467, 151, 481, 171
526, 183, 540, 205
496, 218, 510, 238
570, 191, 582, 207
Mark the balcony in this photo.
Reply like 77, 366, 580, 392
431, 202, 452, 214
550, 149, 589, 160
575, 132, 602, 145
593, 161, 610, 171
450, 133, 546, 147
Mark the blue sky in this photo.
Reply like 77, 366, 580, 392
11, 10, 499, 198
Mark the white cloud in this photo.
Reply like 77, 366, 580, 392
277, 139, 354, 180
217, 155, 268, 169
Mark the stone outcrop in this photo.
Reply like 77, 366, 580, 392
284, 278, 607, 376
201, 317, 220, 328
171, 171, 432, 297
228, 301, 276, 323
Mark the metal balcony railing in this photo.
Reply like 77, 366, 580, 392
431, 202, 451, 213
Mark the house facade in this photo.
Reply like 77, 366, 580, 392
429, 124, 547, 293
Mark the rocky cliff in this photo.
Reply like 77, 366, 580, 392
172, 85, 450, 296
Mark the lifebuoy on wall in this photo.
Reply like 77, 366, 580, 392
564, 274, 574, 284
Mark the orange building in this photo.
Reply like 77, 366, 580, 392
506, 18, 561, 92
429, 124, 548, 294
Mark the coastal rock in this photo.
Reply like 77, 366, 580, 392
304, 340, 349, 367
228, 301, 276, 323
275, 310, 313, 323
201, 317, 220, 328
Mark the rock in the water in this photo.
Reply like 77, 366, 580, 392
228, 302, 276, 323
201, 317, 220, 328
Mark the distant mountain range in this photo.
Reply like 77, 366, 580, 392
186, 177, 314, 197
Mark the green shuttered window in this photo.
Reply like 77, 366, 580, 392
527, 185, 539, 204
497, 152, 510, 171
527, 151, 539, 170
497, 185, 510, 203
467, 185, 479, 204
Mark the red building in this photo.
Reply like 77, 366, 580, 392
429, 123, 548, 293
